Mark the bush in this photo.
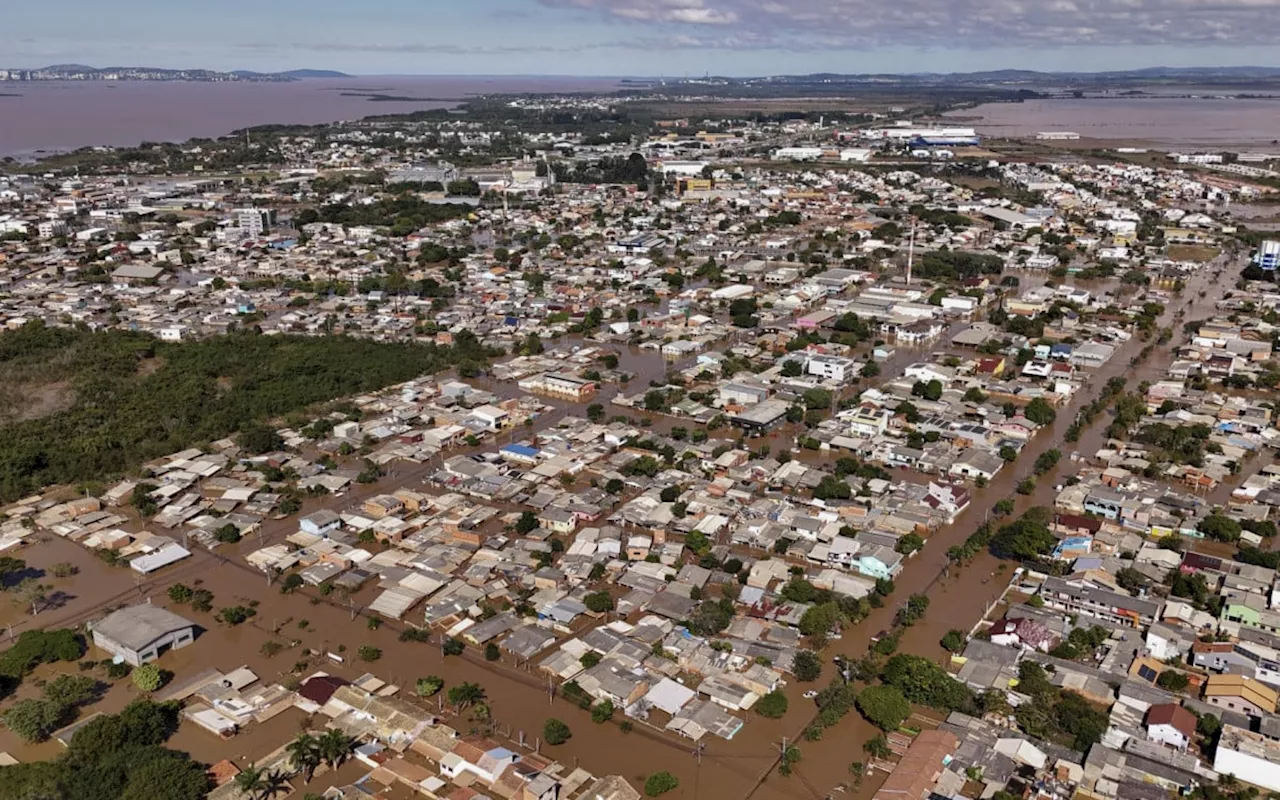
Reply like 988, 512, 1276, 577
940, 629, 966, 653
1156, 670, 1190, 692
3, 698, 66, 742
543, 718, 571, 745
756, 691, 789, 718
217, 605, 256, 625
132, 664, 164, 692
415, 676, 444, 697
857, 685, 911, 731
442, 637, 464, 656
645, 772, 680, 797
591, 699, 615, 723
357, 645, 382, 662
484, 643, 500, 662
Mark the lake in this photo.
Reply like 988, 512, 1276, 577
947, 97, 1280, 148
0, 76, 622, 157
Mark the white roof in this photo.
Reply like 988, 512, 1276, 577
645, 677, 696, 715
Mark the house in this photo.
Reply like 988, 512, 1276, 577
855, 545, 903, 580
300, 509, 341, 537
1145, 703, 1197, 750
90, 605, 196, 666
1204, 674, 1278, 717
949, 451, 1004, 482
989, 617, 1059, 652
1038, 576, 1161, 628
873, 729, 959, 800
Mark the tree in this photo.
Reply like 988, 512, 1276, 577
793, 650, 822, 682
781, 360, 803, 378
586, 403, 605, 422
1198, 512, 1242, 542
415, 675, 444, 698
317, 729, 354, 770
591, 699, 615, 723
813, 475, 851, 501
357, 645, 381, 662
442, 637, 465, 656
584, 591, 614, 613
1156, 670, 1190, 692
882, 654, 976, 712
287, 732, 323, 783
132, 664, 164, 692
1023, 397, 1057, 426
543, 718, 571, 745
484, 642, 501, 661
645, 771, 680, 797
514, 511, 539, 534
605, 478, 625, 494
239, 425, 284, 455
857, 685, 911, 731
0, 556, 26, 588
447, 682, 486, 710
1034, 449, 1061, 475
167, 583, 194, 604
895, 533, 924, 555
863, 734, 891, 759
43, 673, 99, 707
756, 691, 789, 718
3, 698, 66, 742
940, 629, 967, 653
280, 573, 304, 594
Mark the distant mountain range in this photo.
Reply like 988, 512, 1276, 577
0, 65, 350, 82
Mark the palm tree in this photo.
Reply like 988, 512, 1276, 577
258, 770, 288, 800
317, 729, 354, 771
234, 763, 266, 799
286, 732, 322, 783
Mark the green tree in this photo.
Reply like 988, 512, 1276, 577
286, 732, 323, 783
756, 691, 789, 718
543, 717, 571, 745
591, 699, 615, 723
940, 629, 966, 653
644, 771, 680, 797
415, 676, 444, 697
3, 698, 65, 742
857, 685, 911, 730
514, 511, 539, 534
447, 682, 486, 710
317, 729, 354, 770
792, 650, 823, 682
42, 673, 99, 707
132, 664, 164, 693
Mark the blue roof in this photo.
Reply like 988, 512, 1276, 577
501, 444, 540, 457
1051, 343, 1072, 353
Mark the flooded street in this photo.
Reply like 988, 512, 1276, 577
0, 259, 1244, 800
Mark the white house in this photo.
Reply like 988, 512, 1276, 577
1145, 703, 1196, 751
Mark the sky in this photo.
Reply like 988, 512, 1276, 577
6, 0, 1280, 76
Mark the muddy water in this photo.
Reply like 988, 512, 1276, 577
0, 263, 1235, 799
771, 257, 1238, 797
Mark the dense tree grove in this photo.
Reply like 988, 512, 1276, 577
0, 700, 208, 800
0, 323, 497, 502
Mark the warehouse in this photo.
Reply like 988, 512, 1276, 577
91, 604, 197, 666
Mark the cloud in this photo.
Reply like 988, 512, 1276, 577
538, 0, 1280, 49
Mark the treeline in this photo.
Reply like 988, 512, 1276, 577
301, 196, 475, 236
552, 154, 649, 186
916, 250, 1004, 280
0, 700, 207, 800
0, 324, 496, 502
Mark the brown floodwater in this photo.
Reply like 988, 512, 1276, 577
948, 98, 1280, 148
0, 76, 623, 157
0, 259, 1239, 799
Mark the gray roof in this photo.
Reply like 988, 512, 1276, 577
93, 605, 195, 651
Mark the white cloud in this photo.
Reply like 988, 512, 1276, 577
538, 0, 1280, 48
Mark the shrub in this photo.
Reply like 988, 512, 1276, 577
543, 718, 571, 745
856, 685, 911, 731
645, 772, 680, 797
357, 645, 382, 662
756, 691, 789, 719
132, 664, 164, 692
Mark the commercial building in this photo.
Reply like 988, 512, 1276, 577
1215, 725, 1280, 792
1255, 240, 1280, 271
236, 207, 274, 236
730, 399, 790, 433
91, 604, 197, 666
517, 373, 597, 402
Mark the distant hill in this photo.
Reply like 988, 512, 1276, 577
0, 65, 350, 83
277, 69, 350, 79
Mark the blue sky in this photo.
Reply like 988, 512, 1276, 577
6, 0, 1279, 75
